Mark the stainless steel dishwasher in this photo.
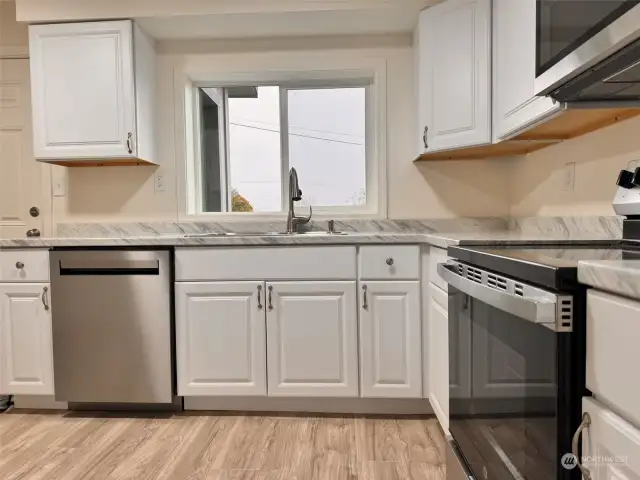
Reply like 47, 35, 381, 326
50, 249, 174, 405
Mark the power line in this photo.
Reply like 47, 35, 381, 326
231, 115, 365, 140
229, 122, 365, 146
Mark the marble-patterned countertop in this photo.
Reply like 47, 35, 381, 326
579, 260, 640, 300
0, 230, 620, 249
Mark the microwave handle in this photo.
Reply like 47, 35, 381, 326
437, 263, 565, 331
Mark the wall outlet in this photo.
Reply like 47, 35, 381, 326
563, 162, 576, 192
154, 173, 166, 192
52, 171, 67, 197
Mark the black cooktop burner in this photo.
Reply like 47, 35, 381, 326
448, 241, 639, 290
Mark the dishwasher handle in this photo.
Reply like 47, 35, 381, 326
58, 259, 160, 276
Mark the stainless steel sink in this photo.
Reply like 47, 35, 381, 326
183, 231, 348, 238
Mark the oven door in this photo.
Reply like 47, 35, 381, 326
439, 262, 583, 480
535, 0, 640, 97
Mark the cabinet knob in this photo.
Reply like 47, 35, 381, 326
386, 257, 394, 266
15, 262, 24, 270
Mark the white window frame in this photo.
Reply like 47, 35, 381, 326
177, 64, 387, 220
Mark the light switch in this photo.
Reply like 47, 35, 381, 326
52, 168, 67, 197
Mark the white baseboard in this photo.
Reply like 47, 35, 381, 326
12, 395, 69, 410
184, 396, 435, 415
429, 395, 449, 433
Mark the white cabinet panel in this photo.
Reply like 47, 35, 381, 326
359, 246, 420, 280
176, 282, 266, 396
587, 290, 640, 427
29, 21, 156, 163
0, 283, 53, 395
266, 281, 358, 397
583, 397, 640, 480
29, 21, 135, 159
492, 0, 559, 141
359, 281, 421, 398
418, 0, 491, 154
428, 284, 450, 430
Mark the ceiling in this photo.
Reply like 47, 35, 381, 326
136, 5, 439, 40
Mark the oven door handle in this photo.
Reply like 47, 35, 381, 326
438, 263, 563, 329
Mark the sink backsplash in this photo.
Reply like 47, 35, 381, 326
55, 216, 622, 239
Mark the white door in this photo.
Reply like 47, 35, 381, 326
418, 0, 491, 153
0, 59, 49, 238
492, 0, 559, 141
175, 281, 267, 396
0, 283, 53, 395
266, 281, 358, 397
359, 281, 421, 398
29, 21, 136, 159
582, 397, 640, 480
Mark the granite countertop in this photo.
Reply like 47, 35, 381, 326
0, 230, 620, 249
579, 260, 640, 300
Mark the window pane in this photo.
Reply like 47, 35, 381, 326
199, 88, 224, 212
288, 87, 366, 207
228, 86, 282, 212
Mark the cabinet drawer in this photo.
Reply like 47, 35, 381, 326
587, 290, 640, 427
429, 247, 450, 291
359, 246, 419, 280
582, 397, 640, 477
175, 246, 356, 281
0, 250, 49, 282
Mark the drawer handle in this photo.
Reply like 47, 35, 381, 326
268, 285, 273, 311
257, 285, 263, 310
386, 257, 394, 266
126, 132, 133, 154
15, 262, 24, 270
41, 286, 49, 311
570, 412, 591, 480
362, 284, 368, 310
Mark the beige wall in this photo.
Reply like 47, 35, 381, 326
52, 34, 514, 223
510, 115, 640, 217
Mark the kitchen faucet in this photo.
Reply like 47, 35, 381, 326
286, 167, 312, 234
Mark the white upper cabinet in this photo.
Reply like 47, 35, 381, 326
266, 281, 359, 397
416, 0, 492, 155
175, 281, 267, 396
0, 283, 54, 396
492, 0, 560, 141
359, 281, 421, 398
29, 20, 156, 164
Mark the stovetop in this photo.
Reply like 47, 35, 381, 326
447, 241, 640, 291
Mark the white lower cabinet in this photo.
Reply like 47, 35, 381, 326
359, 281, 421, 398
582, 397, 640, 479
176, 281, 267, 396
266, 281, 358, 397
0, 283, 54, 396
428, 283, 450, 430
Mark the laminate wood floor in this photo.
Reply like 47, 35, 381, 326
0, 411, 446, 480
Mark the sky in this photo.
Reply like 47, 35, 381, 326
223, 86, 367, 212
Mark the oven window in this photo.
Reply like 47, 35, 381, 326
537, 0, 638, 76
449, 291, 558, 479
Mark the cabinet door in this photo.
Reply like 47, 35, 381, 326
176, 281, 267, 396
0, 283, 53, 395
29, 21, 136, 159
359, 281, 421, 398
266, 281, 358, 397
418, 0, 491, 154
492, 0, 559, 141
582, 397, 640, 480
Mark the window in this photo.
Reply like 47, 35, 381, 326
192, 81, 373, 215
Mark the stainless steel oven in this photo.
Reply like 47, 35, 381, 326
438, 259, 586, 480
